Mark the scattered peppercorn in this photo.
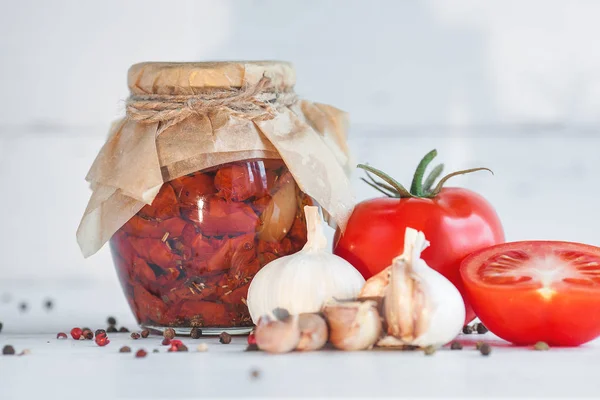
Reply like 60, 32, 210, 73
141, 329, 150, 338
247, 331, 256, 345
19, 302, 28, 312
119, 327, 129, 333
164, 328, 176, 339
95, 334, 110, 346
0, 321, 3, 333
177, 345, 189, 352
245, 344, 259, 352
219, 332, 232, 344
534, 341, 550, 351
119, 346, 131, 353
475, 341, 484, 350
44, 299, 53, 310
135, 349, 147, 358
450, 341, 463, 350
476, 323, 489, 334
479, 343, 492, 356
153, 349, 159, 353
95, 329, 106, 337
107, 316, 117, 326
131, 332, 141, 339
56, 332, 67, 339
70, 327, 83, 340
462, 325, 473, 334
168, 339, 184, 352
190, 327, 202, 339
423, 345, 436, 355
107, 326, 118, 333
82, 329, 94, 340
162, 338, 171, 346
197, 343, 209, 352
3, 345, 15, 355
250, 368, 261, 380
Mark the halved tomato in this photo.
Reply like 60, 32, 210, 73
460, 241, 600, 346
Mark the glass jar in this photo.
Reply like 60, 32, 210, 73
109, 159, 311, 334
78, 61, 354, 336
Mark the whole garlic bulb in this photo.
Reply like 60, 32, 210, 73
247, 206, 365, 323
381, 228, 465, 348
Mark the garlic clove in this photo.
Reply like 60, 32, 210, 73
323, 300, 382, 351
384, 257, 430, 342
254, 314, 301, 354
358, 267, 389, 299
258, 173, 298, 242
383, 228, 465, 348
296, 313, 328, 351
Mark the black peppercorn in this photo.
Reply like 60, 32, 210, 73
476, 323, 489, 334
450, 341, 463, 350
141, 329, 150, 338
153, 349, 159, 353
164, 328, 176, 339
107, 316, 117, 326
462, 325, 473, 334
479, 343, 492, 356
107, 326, 118, 333
177, 345, 189, 352
245, 344, 259, 352
250, 368, 261, 379
219, 332, 232, 344
0, 321, 3, 333
82, 329, 94, 340
2, 345, 15, 355
131, 332, 141, 339
119, 346, 131, 353
44, 299, 53, 310
190, 327, 202, 339
119, 327, 129, 333
19, 302, 28, 312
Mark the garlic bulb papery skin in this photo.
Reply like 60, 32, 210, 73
383, 228, 465, 348
323, 300, 382, 351
247, 206, 365, 323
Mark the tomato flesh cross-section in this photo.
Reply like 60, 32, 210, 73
461, 241, 600, 346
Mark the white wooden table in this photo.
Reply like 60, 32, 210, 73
0, 284, 598, 399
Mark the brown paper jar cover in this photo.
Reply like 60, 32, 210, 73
77, 61, 355, 332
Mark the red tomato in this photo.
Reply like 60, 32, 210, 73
333, 150, 504, 324
461, 241, 600, 346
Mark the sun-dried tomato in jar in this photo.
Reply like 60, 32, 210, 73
110, 160, 312, 333
78, 61, 354, 335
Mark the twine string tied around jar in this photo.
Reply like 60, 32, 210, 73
125, 76, 297, 134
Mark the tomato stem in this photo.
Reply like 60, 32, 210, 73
429, 168, 494, 196
358, 150, 494, 199
357, 164, 411, 197
410, 149, 437, 197
423, 163, 444, 194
